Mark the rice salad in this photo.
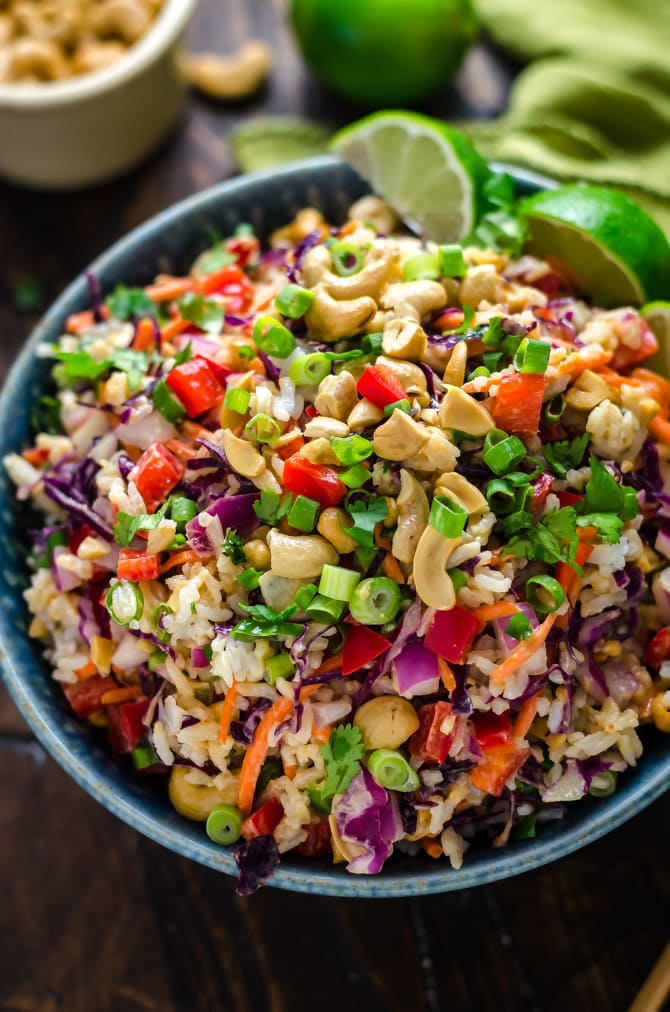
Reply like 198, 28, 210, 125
7, 194, 670, 894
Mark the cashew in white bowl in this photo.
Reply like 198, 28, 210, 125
267, 530, 339, 579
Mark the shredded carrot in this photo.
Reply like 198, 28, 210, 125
438, 657, 456, 692
631, 368, 670, 416
100, 685, 142, 705
596, 368, 644, 390
160, 317, 190, 344
145, 277, 193, 302
556, 539, 595, 617
283, 761, 298, 779
132, 317, 156, 353
218, 680, 238, 744
374, 532, 393, 551
298, 684, 319, 702
311, 651, 344, 677
74, 660, 98, 681
66, 307, 109, 334
490, 613, 557, 685
164, 438, 200, 461
312, 724, 333, 744
649, 415, 670, 446
338, 220, 358, 237
182, 421, 214, 442
422, 838, 443, 859
557, 347, 612, 378
238, 696, 294, 815
22, 447, 48, 466
513, 697, 538, 739
159, 549, 203, 575
382, 553, 405, 584
471, 601, 520, 622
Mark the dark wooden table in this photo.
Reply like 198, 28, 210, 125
0, 3, 668, 1010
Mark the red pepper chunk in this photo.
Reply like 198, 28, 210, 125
107, 699, 149, 754
470, 711, 529, 796
471, 711, 514, 750
356, 364, 406, 409
165, 358, 224, 417
282, 455, 346, 507
117, 549, 160, 581
295, 820, 332, 856
490, 372, 545, 438
134, 442, 185, 513
424, 605, 483, 664
646, 627, 670, 668
63, 675, 113, 719
556, 490, 582, 508
409, 701, 455, 763
342, 624, 391, 676
240, 797, 284, 840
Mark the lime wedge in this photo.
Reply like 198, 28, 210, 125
642, 301, 670, 380
333, 111, 490, 242
520, 186, 670, 308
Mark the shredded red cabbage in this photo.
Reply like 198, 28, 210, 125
233, 835, 280, 895
333, 767, 403, 875
43, 476, 113, 541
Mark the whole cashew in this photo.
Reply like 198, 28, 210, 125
4, 36, 70, 80
169, 767, 238, 821
375, 355, 427, 397
326, 247, 396, 301
381, 280, 447, 323
392, 469, 429, 564
267, 529, 338, 578
348, 195, 399, 235
434, 472, 487, 515
222, 430, 266, 478
305, 284, 377, 343
412, 525, 460, 610
180, 40, 272, 100
89, 0, 152, 44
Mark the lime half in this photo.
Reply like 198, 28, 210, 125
520, 185, 670, 308
333, 111, 490, 242
642, 301, 670, 380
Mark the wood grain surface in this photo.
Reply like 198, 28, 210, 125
0, 2, 667, 1010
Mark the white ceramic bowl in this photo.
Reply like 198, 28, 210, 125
0, 0, 197, 189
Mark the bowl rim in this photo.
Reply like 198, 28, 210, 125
0, 0, 197, 107
0, 154, 667, 897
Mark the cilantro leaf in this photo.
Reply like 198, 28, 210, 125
30, 395, 62, 435
508, 507, 578, 566
308, 725, 365, 812
106, 285, 156, 321
114, 501, 169, 546
467, 173, 528, 257
177, 292, 225, 335
583, 455, 638, 521
543, 433, 590, 478
53, 348, 148, 393
222, 528, 246, 565
194, 243, 236, 276
345, 496, 389, 548
253, 489, 293, 525
577, 512, 623, 544
231, 601, 302, 641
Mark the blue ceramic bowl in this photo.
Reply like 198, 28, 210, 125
0, 156, 667, 897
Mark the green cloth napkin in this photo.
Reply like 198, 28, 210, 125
467, 0, 670, 236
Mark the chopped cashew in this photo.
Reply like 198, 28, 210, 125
439, 385, 495, 436
222, 430, 266, 478
403, 429, 458, 472
373, 410, 429, 461
267, 529, 338, 578
303, 417, 349, 439
412, 526, 460, 610
381, 318, 427, 362
392, 469, 429, 564
442, 341, 468, 387
314, 371, 358, 420
376, 355, 427, 396
347, 397, 384, 430
297, 436, 339, 466
435, 472, 487, 514
317, 507, 358, 554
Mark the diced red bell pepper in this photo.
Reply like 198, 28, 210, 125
240, 797, 284, 840
295, 820, 332, 857
532, 271, 564, 298
282, 455, 346, 508
342, 624, 391, 676
490, 372, 545, 438
556, 490, 582, 508
68, 523, 97, 555
356, 364, 406, 409
107, 699, 149, 754
471, 711, 514, 750
134, 441, 185, 513
409, 701, 456, 764
610, 320, 658, 371
197, 355, 232, 385
63, 675, 112, 718
646, 627, 670, 668
532, 472, 554, 510
226, 235, 260, 269
165, 358, 225, 418
470, 742, 530, 796
117, 549, 160, 581
424, 605, 483, 664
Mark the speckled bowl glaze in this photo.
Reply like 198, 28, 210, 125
0, 156, 667, 897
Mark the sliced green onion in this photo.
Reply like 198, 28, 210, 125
38, 529, 68, 568
224, 386, 251, 414
542, 393, 566, 424
438, 244, 467, 278
485, 478, 518, 516
170, 496, 197, 525
349, 577, 402, 625
319, 564, 360, 602
502, 333, 522, 357
330, 434, 374, 465
330, 242, 365, 277
235, 222, 254, 236
525, 574, 565, 614
295, 583, 318, 610
428, 496, 468, 538
287, 494, 320, 532
506, 613, 533, 640
588, 770, 618, 798
467, 366, 490, 381
512, 811, 538, 840
275, 283, 315, 319
132, 742, 160, 770
449, 567, 468, 593
253, 315, 296, 357
368, 749, 420, 792
206, 804, 243, 845
266, 652, 295, 685
289, 353, 330, 386
361, 331, 384, 355
483, 430, 527, 474
238, 345, 255, 361
514, 337, 550, 375
483, 350, 505, 373
148, 649, 166, 672
305, 594, 346, 623
338, 464, 371, 489
151, 603, 173, 643
384, 398, 411, 417
402, 252, 439, 282
151, 377, 187, 423
105, 581, 143, 626
238, 567, 261, 590
245, 412, 281, 444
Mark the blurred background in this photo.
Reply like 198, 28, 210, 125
0, 0, 668, 1009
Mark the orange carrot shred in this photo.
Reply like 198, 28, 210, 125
422, 838, 443, 859
513, 697, 538, 739
238, 697, 293, 815
160, 317, 190, 344
283, 762, 298, 779
100, 685, 142, 705
312, 724, 333, 744
74, 660, 98, 681
218, 680, 239, 744
132, 317, 156, 353
145, 277, 193, 302
159, 549, 203, 575
471, 601, 520, 622
382, 552, 405, 584
649, 415, 670, 445
490, 613, 557, 685
438, 657, 456, 692
311, 651, 344, 677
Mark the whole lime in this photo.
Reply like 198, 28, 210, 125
290, 0, 478, 108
